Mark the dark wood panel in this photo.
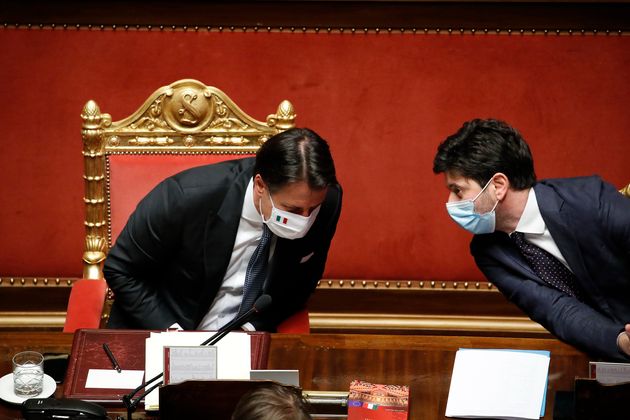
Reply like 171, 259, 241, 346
308, 283, 549, 337
269, 333, 590, 420
2, 1, 630, 30
310, 284, 525, 317
0, 332, 74, 373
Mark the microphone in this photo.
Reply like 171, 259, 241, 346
122, 294, 272, 419
201, 294, 272, 345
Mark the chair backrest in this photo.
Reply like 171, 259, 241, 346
81, 79, 296, 280
77, 80, 297, 328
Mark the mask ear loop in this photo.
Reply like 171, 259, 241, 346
258, 180, 274, 223
477, 180, 500, 215
472, 176, 495, 202
470, 176, 500, 216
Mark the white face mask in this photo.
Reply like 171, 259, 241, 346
260, 193, 321, 240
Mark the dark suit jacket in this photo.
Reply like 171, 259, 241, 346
471, 176, 630, 361
103, 158, 342, 331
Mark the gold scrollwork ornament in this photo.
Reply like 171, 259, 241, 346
163, 87, 213, 132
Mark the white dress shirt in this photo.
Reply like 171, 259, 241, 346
196, 178, 275, 330
512, 187, 572, 271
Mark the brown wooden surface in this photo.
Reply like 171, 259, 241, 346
268, 334, 590, 419
0, 331, 590, 419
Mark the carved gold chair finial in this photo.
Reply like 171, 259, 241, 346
621, 183, 630, 198
267, 100, 297, 131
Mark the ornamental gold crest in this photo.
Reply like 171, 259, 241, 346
163, 86, 214, 132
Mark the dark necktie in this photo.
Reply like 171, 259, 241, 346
238, 225, 272, 316
510, 231, 583, 300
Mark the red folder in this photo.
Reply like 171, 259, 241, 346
62, 329, 270, 405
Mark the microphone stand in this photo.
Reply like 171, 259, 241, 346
122, 295, 272, 420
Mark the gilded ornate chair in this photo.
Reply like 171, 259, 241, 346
621, 183, 630, 198
64, 79, 303, 332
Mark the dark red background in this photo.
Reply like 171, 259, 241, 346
1, 28, 629, 281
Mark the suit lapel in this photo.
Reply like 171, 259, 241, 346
199, 163, 254, 320
492, 232, 541, 281
534, 183, 594, 291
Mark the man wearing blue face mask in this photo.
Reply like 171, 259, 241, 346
433, 118, 630, 361
104, 128, 342, 331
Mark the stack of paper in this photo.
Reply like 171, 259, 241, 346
445, 348, 550, 420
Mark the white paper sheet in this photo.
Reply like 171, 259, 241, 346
445, 348, 550, 420
85, 369, 145, 389
143, 331, 251, 410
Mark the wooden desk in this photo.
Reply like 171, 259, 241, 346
0, 331, 589, 419
268, 334, 589, 419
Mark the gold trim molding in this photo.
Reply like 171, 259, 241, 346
0, 276, 547, 336
309, 313, 548, 335
2, 24, 629, 36
317, 279, 494, 291
0, 312, 66, 329
0, 277, 74, 287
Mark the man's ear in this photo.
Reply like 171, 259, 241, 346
253, 174, 266, 194
492, 173, 510, 201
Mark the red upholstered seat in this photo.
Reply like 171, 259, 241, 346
276, 308, 310, 334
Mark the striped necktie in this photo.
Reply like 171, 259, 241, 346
238, 225, 272, 316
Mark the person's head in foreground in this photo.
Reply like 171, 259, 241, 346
231, 383, 312, 420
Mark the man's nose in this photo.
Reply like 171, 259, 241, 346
297, 209, 311, 217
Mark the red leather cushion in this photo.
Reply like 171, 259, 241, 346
108, 154, 254, 244
63, 279, 108, 333
276, 308, 310, 334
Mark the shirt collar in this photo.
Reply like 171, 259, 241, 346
242, 177, 262, 224
515, 187, 545, 235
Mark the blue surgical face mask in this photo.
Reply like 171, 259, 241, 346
446, 178, 498, 234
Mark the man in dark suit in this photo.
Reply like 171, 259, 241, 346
104, 128, 342, 332
433, 119, 630, 361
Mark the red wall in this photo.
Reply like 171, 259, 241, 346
1, 28, 629, 281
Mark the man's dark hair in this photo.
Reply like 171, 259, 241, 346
255, 127, 337, 193
231, 383, 312, 420
433, 119, 536, 190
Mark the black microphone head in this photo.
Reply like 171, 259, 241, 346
253, 294, 272, 313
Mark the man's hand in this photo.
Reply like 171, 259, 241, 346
617, 324, 630, 356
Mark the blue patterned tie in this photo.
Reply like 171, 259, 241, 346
510, 231, 583, 300
239, 225, 272, 316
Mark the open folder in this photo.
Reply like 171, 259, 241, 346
445, 348, 550, 420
